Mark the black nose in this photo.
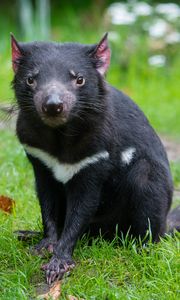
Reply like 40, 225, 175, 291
42, 94, 63, 116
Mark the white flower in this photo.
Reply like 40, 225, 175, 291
148, 19, 169, 38
107, 3, 136, 25
165, 32, 180, 44
156, 3, 180, 20
148, 55, 166, 67
108, 31, 120, 42
133, 2, 152, 16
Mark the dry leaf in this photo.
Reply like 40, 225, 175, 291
0, 195, 15, 214
37, 280, 61, 300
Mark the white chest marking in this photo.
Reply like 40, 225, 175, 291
121, 147, 136, 165
23, 144, 109, 184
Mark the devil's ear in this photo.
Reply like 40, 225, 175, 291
89, 33, 111, 76
11, 33, 23, 73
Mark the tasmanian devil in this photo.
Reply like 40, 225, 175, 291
11, 33, 173, 284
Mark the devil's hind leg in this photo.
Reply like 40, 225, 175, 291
124, 158, 172, 242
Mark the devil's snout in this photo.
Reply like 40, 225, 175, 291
42, 94, 63, 117
35, 83, 76, 126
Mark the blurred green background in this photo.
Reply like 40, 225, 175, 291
0, 0, 180, 137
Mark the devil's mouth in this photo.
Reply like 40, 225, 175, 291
41, 115, 68, 127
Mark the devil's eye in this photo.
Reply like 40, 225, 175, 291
76, 76, 85, 86
26, 77, 35, 86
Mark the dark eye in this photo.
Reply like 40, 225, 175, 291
76, 76, 85, 86
26, 77, 35, 86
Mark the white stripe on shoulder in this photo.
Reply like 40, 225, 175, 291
23, 144, 109, 184
121, 147, 136, 165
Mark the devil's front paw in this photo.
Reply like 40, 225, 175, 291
31, 237, 57, 256
42, 255, 75, 285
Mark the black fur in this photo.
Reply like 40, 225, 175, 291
12, 36, 173, 284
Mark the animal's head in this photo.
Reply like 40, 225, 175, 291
11, 34, 111, 127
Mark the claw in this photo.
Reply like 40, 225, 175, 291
47, 244, 54, 253
50, 271, 57, 283
31, 238, 57, 256
43, 256, 75, 285
41, 263, 48, 271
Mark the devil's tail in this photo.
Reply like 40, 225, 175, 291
167, 205, 180, 233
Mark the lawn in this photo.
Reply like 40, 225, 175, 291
0, 2, 180, 299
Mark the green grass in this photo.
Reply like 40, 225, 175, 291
0, 130, 179, 300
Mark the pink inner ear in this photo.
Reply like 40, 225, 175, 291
95, 34, 111, 75
11, 36, 22, 73
96, 37, 108, 54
